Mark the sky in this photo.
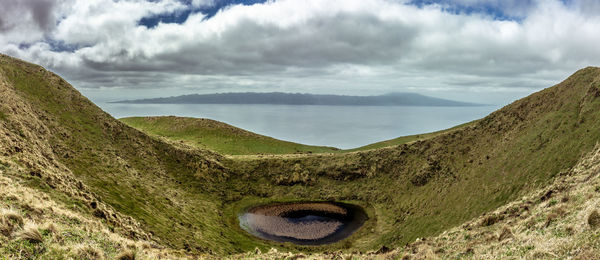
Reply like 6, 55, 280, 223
1, 0, 600, 104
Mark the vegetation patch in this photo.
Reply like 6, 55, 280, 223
588, 210, 600, 229
120, 116, 340, 155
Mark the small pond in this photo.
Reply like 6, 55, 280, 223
238, 201, 367, 245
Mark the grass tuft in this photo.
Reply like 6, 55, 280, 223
481, 215, 501, 227
116, 249, 136, 260
1, 209, 24, 237
544, 213, 558, 228
75, 244, 105, 260
42, 222, 59, 235
17, 223, 44, 243
587, 210, 600, 228
497, 227, 513, 241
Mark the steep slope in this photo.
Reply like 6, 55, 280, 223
0, 162, 192, 259
0, 54, 239, 254
397, 143, 600, 259
120, 116, 340, 155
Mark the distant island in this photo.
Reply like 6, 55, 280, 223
112, 92, 483, 106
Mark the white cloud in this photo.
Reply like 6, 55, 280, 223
1, 0, 600, 104
53, 0, 186, 46
191, 0, 215, 8
0, 0, 63, 44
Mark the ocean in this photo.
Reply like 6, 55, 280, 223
98, 103, 501, 149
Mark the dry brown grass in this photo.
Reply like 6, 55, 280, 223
42, 222, 58, 235
17, 223, 44, 243
573, 249, 600, 260
545, 212, 559, 227
116, 249, 136, 260
0, 174, 199, 259
0, 208, 23, 237
393, 144, 600, 259
480, 214, 500, 227
497, 227, 512, 241
587, 210, 600, 228
75, 244, 105, 260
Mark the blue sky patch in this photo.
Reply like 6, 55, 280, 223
138, 0, 579, 28
407, 0, 535, 21
46, 38, 88, 53
139, 0, 268, 28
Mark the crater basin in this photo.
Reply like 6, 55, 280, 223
238, 201, 367, 245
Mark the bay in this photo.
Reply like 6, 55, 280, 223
98, 103, 501, 149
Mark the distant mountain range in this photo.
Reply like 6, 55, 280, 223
112, 92, 483, 106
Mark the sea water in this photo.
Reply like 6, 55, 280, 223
98, 103, 501, 149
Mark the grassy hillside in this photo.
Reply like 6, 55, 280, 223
232, 144, 600, 259
0, 159, 193, 259
120, 116, 470, 155
120, 116, 340, 155
2, 53, 600, 258
346, 121, 474, 152
0, 54, 242, 255
395, 143, 600, 258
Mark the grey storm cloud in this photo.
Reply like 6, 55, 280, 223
1, 0, 600, 105
82, 12, 417, 75
0, 0, 57, 32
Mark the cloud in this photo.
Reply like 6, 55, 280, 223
0, 0, 61, 43
191, 0, 216, 8
1, 0, 600, 104
409, 0, 536, 18
0, 0, 57, 32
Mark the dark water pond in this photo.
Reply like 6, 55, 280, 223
238, 202, 367, 245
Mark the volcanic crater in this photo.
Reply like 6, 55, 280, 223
239, 202, 368, 245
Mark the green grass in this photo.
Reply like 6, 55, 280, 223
120, 116, 340, 155
120, 116, 473, 155
346, 121, 475, 152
